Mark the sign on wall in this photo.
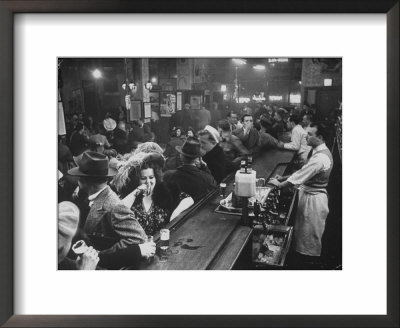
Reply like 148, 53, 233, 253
160, 92, 176, 117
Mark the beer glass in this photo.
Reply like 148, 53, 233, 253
219, 182, 227, 198
72, 240, 89, 255
256, 178, 266, 187
159, 229, 170, 262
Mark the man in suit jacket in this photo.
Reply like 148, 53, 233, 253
68, 151, 151, 269
198, 129, 226, 183
163, 138, 217, 202
232, 114, 260, 154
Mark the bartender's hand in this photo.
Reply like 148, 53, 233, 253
268, 178, 281, 188
139, 241, 156, 258
76, 246, 99, 270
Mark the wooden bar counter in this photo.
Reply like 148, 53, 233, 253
140, 149, 296, 270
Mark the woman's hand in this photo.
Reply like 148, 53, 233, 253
76, 246, 99, 270
134, 184, 149, 197
139, 241, 156, 258
122, 185, 148, 209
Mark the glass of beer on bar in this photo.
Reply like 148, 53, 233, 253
159, 229, 170, 262
219, 182, 227, 198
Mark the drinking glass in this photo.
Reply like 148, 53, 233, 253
159, 229, 170, 262
219, 183, 227, 198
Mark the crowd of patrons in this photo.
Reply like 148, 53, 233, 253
58, 102, 320, 270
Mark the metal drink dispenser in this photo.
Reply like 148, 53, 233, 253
234, 170, 256, 227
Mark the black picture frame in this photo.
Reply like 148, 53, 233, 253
0, 1, 398, 327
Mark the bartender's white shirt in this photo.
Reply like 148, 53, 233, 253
287, 143, 332, 186
283, 124, 310, 161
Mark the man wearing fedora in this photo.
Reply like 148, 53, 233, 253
68, 151, 149, 268
163, 137, 217, 202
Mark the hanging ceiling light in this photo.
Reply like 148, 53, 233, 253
92, 69, 102, 79
232, 58, 247, 65
122, 59, 137, 92
253, 64, 266, 71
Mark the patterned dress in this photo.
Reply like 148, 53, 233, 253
131, 192, 190, 236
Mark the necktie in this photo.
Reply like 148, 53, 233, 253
307, 149, 313, 159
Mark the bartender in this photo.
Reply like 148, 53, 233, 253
269, 123, 333, 259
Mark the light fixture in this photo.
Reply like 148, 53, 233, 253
221, 84, 227, 92
151, 76, 157, 84
324, 79, 333, 86
121, 59, 137, 93
144, 81, 153, 90
92, 69, 102, 79
122, 80, 137, 92
232, 58, 247, 65
253, 64, 266, 70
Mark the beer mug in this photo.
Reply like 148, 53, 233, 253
72, 240, 89, 255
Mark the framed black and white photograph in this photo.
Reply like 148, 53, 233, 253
160, 91, 177, 117
0, 1, 398, 327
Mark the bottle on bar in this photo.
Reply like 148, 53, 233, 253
247, 155, 253, 173
254, 200, 260, 224
240, 160, 246, 173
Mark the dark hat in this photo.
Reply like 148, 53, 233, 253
68, 151, 117, 177
175, 137, 201, 158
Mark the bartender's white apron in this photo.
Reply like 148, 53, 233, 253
294, 186, 329, 256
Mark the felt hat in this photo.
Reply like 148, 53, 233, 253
103, 118, 117, 131
68, 151, 117, 177
175, 137, 201, 158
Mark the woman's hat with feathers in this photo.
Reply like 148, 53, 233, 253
111, 143, 165, 194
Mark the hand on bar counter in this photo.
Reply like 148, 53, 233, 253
268, 178, 281, 188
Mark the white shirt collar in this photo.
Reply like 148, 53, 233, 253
313, 143, 328, 153
88, 186, 108, 207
